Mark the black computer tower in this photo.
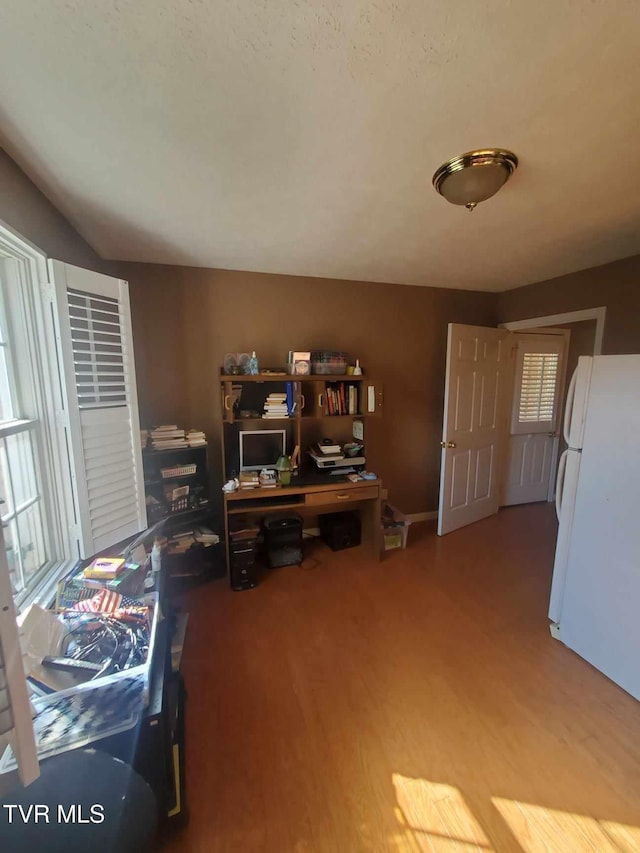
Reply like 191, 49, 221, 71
230, 536, 259, 590
319, 511, 361, 551
264, 514, 303, 568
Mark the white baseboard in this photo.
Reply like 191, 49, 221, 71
406, 510, 438, 523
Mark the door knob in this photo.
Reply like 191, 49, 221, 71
440, 441, 456, 448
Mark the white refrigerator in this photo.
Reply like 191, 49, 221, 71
549, 354, 640, 701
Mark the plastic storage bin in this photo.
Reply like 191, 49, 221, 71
311, 351, 348, 374
382, 504, 413, 550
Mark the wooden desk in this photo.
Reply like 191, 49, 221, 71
223, 477, 383, 576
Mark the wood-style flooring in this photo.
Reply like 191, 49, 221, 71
163, 504, 640, 852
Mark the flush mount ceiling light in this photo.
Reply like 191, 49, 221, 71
432, 149, 518, 211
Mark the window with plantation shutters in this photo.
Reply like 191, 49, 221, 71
511, 340, 563, 435
518, 352, 560, 423
50, 261, 146, 558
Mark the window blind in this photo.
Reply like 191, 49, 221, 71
518, 352, 560, 423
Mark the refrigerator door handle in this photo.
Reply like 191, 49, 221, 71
555, 449, 569, 521
563, 369, 578, 445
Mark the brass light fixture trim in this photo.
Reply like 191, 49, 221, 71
432, 148, 518, 211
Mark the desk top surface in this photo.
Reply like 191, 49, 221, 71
224, 475, 381, 502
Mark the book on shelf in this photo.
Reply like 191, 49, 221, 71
309, 444, 344, 461
186, 429, 207, 447
152, 439, 188, 449
83, 556, 126, 580
286, 381, 294, 415
194, 526, 220, 545
348, 385, 358, 415
317, 440, 342, 454
151, 426, 185, 438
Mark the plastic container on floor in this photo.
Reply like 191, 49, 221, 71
382, 504, 412, 550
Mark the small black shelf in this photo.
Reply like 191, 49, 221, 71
142, 444, 208, 454
146, 502, 211, 525
143, 443, 211, 525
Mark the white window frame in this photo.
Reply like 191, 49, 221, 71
0, 220, 76, 609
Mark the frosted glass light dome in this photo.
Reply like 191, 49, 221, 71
433, 149, 518, 210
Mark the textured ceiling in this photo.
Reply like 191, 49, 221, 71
0, 1, 639, 291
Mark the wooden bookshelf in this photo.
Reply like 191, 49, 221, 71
219, 370, 383, 481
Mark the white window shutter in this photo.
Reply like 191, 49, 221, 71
49, 261, 147, 557
510, 337, 564, 436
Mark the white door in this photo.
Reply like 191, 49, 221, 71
502, 334, 566, 506
438, 324, 510, 536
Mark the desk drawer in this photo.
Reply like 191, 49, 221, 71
305, 486, 378, 507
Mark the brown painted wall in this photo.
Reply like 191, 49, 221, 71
498, 254, 640, 354
121, 263, 497, 513
0, 147, 102, 269
558, 321, 597, 391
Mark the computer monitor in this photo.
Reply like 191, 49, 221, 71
239, 429, 286, 471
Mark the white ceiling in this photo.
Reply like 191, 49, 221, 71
1, 1, 639, 291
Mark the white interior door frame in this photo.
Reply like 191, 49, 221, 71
500, 308, 604, 506
500, 331, 570, 506
499, 307, 606, 355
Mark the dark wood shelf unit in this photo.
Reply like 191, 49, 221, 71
220, 372, 383, 482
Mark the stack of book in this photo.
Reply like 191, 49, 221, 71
239, 471, 260, 489
166, 530, 197, 555
150, 425, 187, 449
186, 429, 207, 447
263, 392, 288, 419
310, 441, 344, 461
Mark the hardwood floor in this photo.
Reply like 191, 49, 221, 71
164, 504, 640, 852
